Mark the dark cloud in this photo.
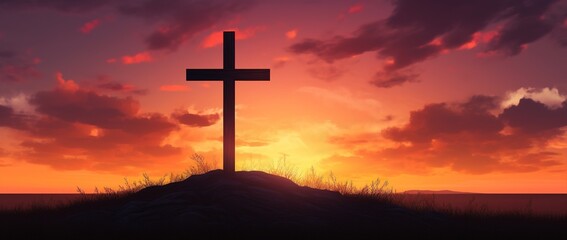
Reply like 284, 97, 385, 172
118, 0, 255, 51
500, 98, 567, 134
0, 0, 111, 13
1, 0, 257, 52
0, 104, 29, 129
0, 80, 183, 171
371, 70, 419, 88
172, 110, 220, 127
290, 0, 566, 87
30, 89, 140, 130
485, 0, 566, 55
379, 95, 565, 173
0, 50, 41, 83
383, 96, 504, 143
97, 82, 148, 95
328, 95, 565, 174
95, 75, 148, 95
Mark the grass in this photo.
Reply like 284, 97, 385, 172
74, 154, 393, 200
0, 154, 565, 239
2, 154, 563, 220
68, 154, 563, 218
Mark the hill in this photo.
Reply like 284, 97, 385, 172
1, 170, 565, 239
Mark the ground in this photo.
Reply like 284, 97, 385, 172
1, 170, 565, 239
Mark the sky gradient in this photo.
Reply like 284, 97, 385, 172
1, 0, 566, 193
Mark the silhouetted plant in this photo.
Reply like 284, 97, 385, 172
188, 153, 216, 174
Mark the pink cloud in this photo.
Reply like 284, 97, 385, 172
119, 0, 255, 51
201, 26, 264, 48
286, 29, 297, 40
121, 51, 153, 64
460, 31, 498, 50
79, 19, 101, 34
348, 3, 363, 14
55, 72, 79, 91
0, 51, 41, 83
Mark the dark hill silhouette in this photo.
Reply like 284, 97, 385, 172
1, 170, 565, 239
64, 170, 443, 237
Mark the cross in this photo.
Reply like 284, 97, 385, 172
186, 31, 270, 173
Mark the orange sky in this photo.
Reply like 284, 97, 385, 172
1, 0, 566, 193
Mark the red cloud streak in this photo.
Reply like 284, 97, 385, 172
202, 27, 263, 48
79, 19, 100, 34
121, 52, 153, 64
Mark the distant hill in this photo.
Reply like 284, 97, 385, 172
404, 190, 473, 194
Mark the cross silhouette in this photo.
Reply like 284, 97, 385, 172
186, 31, 270, 173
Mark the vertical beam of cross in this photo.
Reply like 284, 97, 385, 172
186, 31, 270, 173
223, 32, 236, 173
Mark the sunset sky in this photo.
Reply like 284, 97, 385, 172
1, 0, 566, 193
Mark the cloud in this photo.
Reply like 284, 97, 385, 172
298, 86, 383, 118
0, 73, 183, 171
328, 94, 566, 174
347, 3, 363, 14
500, 98, 567, 134
171, 109, 220, 127
272, 56, 290, 68
0, 0, 111, 13
79, 19, 101, 34
0, 50, 41, 83
0, 93, 34, 114
1, 0, 258, 52
0, 104, 28, 129
383, 96, 504, 143
370, 70, 419, 88
307, 64, 345, 81
159, 85, 189, 92
286, 29, 297, 40
121, 51, 153, 64
290, 0, 567, 87
380, 95, 565, 173
97, 82, 137, 92
119, 0, 256, 51
502, 87, 566, 109
338, 3, 364, 20
55, 72, 79, 91
236, 138, 270, 147
95, 75, 148, 95
108, 53, 153, 66
201, 26, 264, 48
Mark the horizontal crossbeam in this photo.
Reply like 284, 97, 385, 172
186, 69, 270, 81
